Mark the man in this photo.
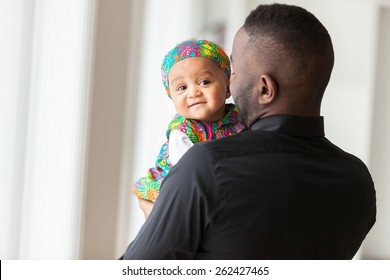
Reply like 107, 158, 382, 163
122, 3, 376, 259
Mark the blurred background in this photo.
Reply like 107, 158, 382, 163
0, 0, 389, 259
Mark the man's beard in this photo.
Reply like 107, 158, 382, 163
234, 84, 258, 128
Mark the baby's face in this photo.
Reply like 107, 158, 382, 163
168, 57, 230, 122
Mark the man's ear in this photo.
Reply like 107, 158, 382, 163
257, 74, 277, 104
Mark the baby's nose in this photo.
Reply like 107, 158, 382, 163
189, 87, 201, 97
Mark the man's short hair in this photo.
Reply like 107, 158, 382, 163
243, 4, 334, 94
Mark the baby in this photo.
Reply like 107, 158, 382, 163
133, 39, 245, 210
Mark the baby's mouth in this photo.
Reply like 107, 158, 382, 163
189, 101, 206, 107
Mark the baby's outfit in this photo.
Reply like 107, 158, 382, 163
133, 103, 245, 201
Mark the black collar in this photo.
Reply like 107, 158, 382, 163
251, 115, 325, 137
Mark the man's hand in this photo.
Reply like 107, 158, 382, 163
138, 198, 154, 219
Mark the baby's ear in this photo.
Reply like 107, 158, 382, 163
226, 85, 231, 99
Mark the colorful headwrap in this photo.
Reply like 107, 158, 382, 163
161, 39, 231, 96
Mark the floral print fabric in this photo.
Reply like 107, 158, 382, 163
133, 104, 245, 202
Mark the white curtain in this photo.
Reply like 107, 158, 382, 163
0, 0, 96, 259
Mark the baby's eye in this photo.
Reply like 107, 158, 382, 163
177, 85, 187, 91
199, 80, 210, 86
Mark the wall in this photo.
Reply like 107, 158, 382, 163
363, 6, 390, 259
81, 0, 135, 259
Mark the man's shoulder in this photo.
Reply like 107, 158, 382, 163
195, 129, 372, 172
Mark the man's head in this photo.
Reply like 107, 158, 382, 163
230, 4, 334, 128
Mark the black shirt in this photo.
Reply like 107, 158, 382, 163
122, 115, 376, 259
